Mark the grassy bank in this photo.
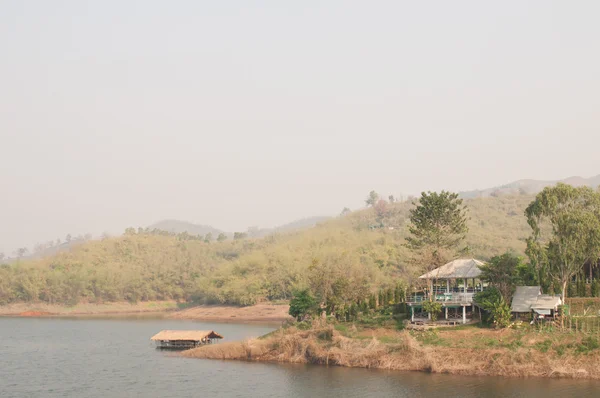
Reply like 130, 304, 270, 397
181, 322, 600, 379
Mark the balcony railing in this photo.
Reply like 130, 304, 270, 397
408, 292, 475, 304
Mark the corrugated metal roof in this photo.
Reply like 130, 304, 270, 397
418, 259, 485, 279
150, 330, 223, 341
511, 286, 542, 313
531, 295, 562, 310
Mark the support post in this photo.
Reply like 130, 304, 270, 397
446, 280, 450, 294
411, 306, 414, 322
445, 307, 448, 320
462, 305, 466, 324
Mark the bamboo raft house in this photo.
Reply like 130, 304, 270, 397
151, 330, 223, 349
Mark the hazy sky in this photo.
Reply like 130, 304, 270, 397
1, 1, 599, 254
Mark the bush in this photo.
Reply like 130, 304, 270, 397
422, 300, 442, 322
477, 287, 512, 328
289, 289, 318, 321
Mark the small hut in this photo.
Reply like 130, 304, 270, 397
511, 286, 542, 316
511, 286, 562, 321
151, 330, 223, 349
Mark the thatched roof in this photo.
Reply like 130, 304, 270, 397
511, 286, 542, 313
150, 330, 223, 341
418, 259, 485, 280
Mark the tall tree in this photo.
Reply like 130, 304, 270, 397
16, 247, 28, 258
216, 233, 227, 242
525, 183, 600, 299
479, 252, 523, 302
365, 190, 379, 207
405, 191, 469, 272
374, 199, 389, 222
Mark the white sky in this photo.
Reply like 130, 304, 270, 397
1, 1, 599, 254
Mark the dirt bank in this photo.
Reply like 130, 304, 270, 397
181, 324, 600, 379
169, 304, 292, 322
0, 301, 179, 317
0, 302, 291, 322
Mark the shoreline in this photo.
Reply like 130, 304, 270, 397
181, 324, 600, 380
0, 302, 292, 323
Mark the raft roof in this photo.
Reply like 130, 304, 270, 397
418, 259, 485, 280
150, 330, 223, 341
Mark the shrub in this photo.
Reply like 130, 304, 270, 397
477, 288, 512, 328
422, 300, 442, 322
289, 289, 318, 321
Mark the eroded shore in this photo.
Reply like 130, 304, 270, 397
181, 324, 600, 379
0, 302, 292, 322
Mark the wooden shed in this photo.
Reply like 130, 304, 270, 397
151, 330, 223, 349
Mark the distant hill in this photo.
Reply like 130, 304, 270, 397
148, 216, 331, 239
147, 220, 225, 237
253, 216, 331, 237
460, 174, 600, 199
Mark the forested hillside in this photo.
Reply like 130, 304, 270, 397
0, 194, 534, 307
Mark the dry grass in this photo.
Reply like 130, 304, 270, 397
182, 323, 600, 379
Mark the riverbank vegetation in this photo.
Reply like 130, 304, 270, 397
182, 321, 600, 379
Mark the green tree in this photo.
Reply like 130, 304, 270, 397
204, 232, 213, 243
365, 190, 379, 207
233, 232, 248, 240
340, 207, 351, 217
217, 233, 227, 242
479, 252, 523, 302
422, 300, 442, 322
525, 184, 600, 299
288, 289, 317, 321
405, 191, 469, 280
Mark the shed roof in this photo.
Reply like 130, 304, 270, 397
531, 295, 562, 310
418, 259, 485, 280
150, 330, 223, 341
511, 286, 542, 313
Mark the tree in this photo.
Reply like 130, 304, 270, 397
288, 289, 318, 321
0, 253, 4, 263
233, 232, 248, 240
16, 247, 28, 258
65, 234, 72, 243
374, 199, 389, 222
525, 184, 600, 300
217, 233, 227, 242
388, 195, 395, 203
365, 191, 379, 207
422, 300, 442, 322
340, 207, 351, 217
476, 288, 512, 328
479, 252, 523, 302
204, 232, 213, 243
405, 191, 469, 270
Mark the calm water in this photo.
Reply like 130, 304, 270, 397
1, 317, 599, 398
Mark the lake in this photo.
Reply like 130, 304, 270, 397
1, 317, 599, 397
